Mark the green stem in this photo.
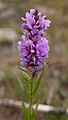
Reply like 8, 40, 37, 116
29, 71, 36, 120
29, 71, 35, 108
29, 81, 33, 120
30, 81, 33, 107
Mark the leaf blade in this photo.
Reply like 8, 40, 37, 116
32, 71, 43, 94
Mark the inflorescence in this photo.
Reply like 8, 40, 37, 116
18, 9, 51, 72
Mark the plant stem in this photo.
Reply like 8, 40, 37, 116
29, 81, 33, 120
29, 71, 36, 120
30, 81, 33, 107
30, 71, 35, 108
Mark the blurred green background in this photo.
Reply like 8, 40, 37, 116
0, 0, 68, 120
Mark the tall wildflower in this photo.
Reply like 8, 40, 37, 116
18, 9, 51, 120
18, 9, 51, 72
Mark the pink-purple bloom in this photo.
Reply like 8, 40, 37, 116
18, 9, 51, 71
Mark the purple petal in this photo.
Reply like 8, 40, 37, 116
45, 20, 51, 27
22, 35, 25, 40
30, 9, 35, 16
26, 12, 35, 25
21, 17, 27, 21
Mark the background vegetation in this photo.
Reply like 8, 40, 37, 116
0, 0, 68, 120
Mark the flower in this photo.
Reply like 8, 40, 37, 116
21, 9, 51, 31
18, 9, 51, 71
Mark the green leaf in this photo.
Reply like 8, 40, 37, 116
32, 71, 43, 94
22, 101, 28, 120
19, 74, 30, 94
35, 99, 40, 113
30, 72, 36, 82
18, 66, 30, 81
18, 66, 31, 95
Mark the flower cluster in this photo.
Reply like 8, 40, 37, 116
18, 9, 51, 71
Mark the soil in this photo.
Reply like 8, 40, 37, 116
0, 107, 23, 120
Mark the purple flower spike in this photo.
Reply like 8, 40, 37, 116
18, 9, 51, 72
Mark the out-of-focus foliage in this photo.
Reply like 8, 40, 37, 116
0, 0, 68, 120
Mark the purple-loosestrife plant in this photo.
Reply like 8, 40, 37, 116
18, 9, 51, 120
